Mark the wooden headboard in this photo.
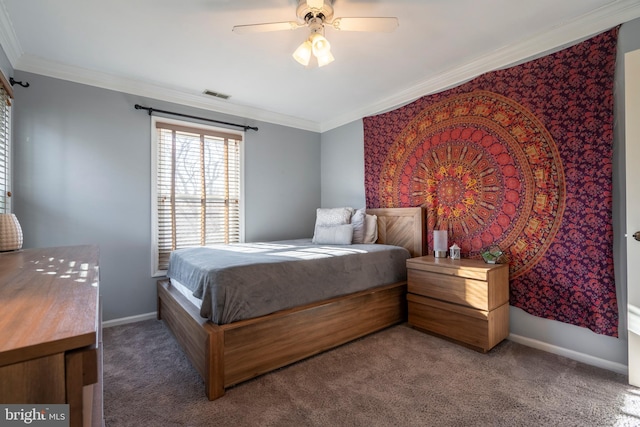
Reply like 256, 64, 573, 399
366, 207, 426, 258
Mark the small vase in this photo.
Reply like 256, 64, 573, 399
0, 213, 23, 251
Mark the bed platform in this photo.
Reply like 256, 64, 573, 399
157, 207, 425, 400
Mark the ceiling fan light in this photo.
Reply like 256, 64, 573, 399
316, 50, 335, 67
293, 40, 312, 66
310, 33, 331, 57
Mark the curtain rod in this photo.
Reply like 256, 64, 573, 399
134, 104, 258, 132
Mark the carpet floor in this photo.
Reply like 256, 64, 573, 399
103, 320, 640, 426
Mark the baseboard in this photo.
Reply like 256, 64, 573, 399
508, 333, 628, 376
103, 312, 157, 328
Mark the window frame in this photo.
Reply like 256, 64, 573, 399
0, 71, 12, 214
150, 116, 245, 277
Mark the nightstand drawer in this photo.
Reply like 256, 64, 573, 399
408, 269, 500, 311
407, 294, 509, 352
406, 256, 501, 280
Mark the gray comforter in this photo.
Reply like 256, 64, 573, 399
166, 239, 410, 324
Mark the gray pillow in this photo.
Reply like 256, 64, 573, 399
312, 207, 353, 243
313, 224, 354, 245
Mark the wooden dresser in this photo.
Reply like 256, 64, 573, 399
406, 255, 509, 352
0, 245, 102, 427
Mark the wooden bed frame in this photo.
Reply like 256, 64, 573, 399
157, 207, 426, 400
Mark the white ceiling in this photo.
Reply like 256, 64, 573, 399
0, 0, 639, 132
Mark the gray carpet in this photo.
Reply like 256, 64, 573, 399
103, 320, 640, 426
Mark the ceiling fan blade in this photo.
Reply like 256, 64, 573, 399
232, 21, 303, 34
306, 0, 324, 8
330, 17, 399, 32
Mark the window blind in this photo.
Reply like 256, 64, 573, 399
155, 121, 242, 271
0, 73, 12, 214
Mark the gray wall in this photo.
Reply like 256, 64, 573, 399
11, 72, 321, 321
321, 122, 365, 209
320, 18, 640, 367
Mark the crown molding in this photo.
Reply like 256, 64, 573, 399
13, 55, 322, 133
320, 0, 640, 132
0, 0, 22, 66
17, 55, 322, 132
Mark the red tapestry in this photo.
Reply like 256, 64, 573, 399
364, 28, 618, 337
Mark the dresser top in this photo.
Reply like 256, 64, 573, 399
0, 245, 99, 366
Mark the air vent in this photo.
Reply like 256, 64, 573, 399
203, 90, 231, 100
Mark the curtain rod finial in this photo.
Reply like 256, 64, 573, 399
9, 77, 29, 88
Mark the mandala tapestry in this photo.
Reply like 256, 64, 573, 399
364, 28, 618, 336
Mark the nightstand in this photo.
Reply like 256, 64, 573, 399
406, 255, 509, 352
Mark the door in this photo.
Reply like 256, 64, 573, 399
626, 48, 640, 386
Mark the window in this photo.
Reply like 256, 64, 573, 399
0, 72, 12, 214
152, 117, 243, 275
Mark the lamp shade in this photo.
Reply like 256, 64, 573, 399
433, 229, 447, 258
293, 40, 312, 66
316, 50, 335, 67
0, 213, 23, 251
310, 33, 331, 57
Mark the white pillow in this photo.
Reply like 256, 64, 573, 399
313, 224, 354, 245
351, 208, 366, 244
363, 214, 378, 244
312, 207, 353, 243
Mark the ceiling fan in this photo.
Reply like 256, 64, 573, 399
232, 0, 399, 68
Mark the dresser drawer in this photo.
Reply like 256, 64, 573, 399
408, 269, 507, 311
407, 293, 509, 352
0, 353, 66, 403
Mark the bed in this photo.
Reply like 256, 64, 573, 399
156, 207, 426, 400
